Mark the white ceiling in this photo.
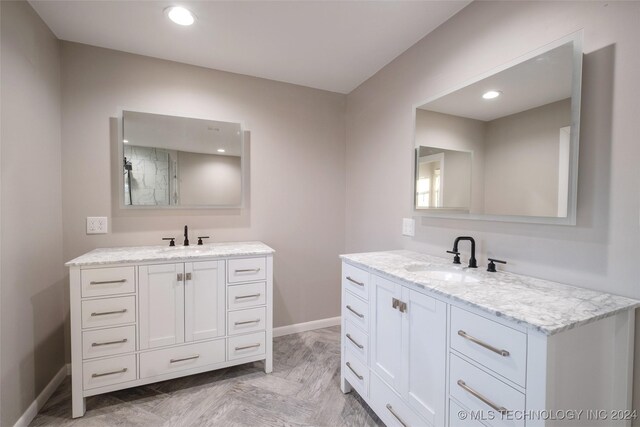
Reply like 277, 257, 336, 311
29, 0, 469, 94
420, 42, 574, 121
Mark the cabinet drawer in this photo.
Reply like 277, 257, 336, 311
450, 306, 526, 387
83, 355, 137, 390
344, 320, 368, 363
228, 282, 266, 310
343, 348, 369, 398
450, 354, 525, 427
82, 325, 135, 359
342, 263, 369, 300
81, 266, 135, 298
139, 339, 226, 379
228, 307, 266, 336
370, 372, 426, 427
344, 291, 369, 332
450, 399, 485, 427
228, 332, 266, 360
228, 258, 266, 283
81, 296, 136, 329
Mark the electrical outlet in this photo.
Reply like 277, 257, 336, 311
87, 217, 108, 234
402, 218, 415, 237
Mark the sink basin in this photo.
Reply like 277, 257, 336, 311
404, 263, 481, 284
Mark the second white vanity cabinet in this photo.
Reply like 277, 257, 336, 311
341, 250, 638, 427
67, 242, 274, 418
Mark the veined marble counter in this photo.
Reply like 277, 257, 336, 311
341, 250, 639, 335
66, 241, 274, 267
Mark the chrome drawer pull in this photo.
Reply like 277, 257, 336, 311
386, 404, 408, 427
235, 319, 261, 325
235, 268, 261, 273
345, 362, 363, 380
170, 354, 200, 363
235, 293, 261, 300
235, 343, 261, 351
346, 305, 364, 318
92, 338, 128, 347
457, 330, 510, 357
89, 279, 126, 285
91, 309, 127, 317
92, 368, 127, 378
346, 276, 364, 287
457, 380, 508, 414
346, 333, 364, 349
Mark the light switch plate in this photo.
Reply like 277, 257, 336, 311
402, 218, 415, 237
87, 217, 108, 234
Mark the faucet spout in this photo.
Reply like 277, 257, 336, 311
452, 236, 477, 268
184, 225, 189, 246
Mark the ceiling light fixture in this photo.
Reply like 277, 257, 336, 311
165, 6, 195, 26
217, 149, 226, 153
482, 90, 501, 100
123, 139, 129, 143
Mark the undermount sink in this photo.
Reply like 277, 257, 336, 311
404, 263, 481, 284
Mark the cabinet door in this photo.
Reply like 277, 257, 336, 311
402, 288, 447, 427
185, 260, 225, 342
139, 263, 185, 349
371, 274, 403, 390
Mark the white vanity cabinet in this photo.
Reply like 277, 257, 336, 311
67, 242, 274, 418
341, 252, 638, 427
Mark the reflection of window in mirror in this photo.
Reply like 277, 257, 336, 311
417, 153, 444, 208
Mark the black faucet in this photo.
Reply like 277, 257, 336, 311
183, 225, 189, 246
448, 236, 477, 268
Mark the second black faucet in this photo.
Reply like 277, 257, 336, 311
447, 236, 477, 268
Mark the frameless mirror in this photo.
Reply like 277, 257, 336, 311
414, 34, 582, 224
120, 111, 243, 208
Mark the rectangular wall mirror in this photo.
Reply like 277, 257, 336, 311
414, 33, 582, 224
119, 110, 244, 208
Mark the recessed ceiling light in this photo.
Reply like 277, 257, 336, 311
217, 149, 226, 153
165, 6, 195, 26
482, 90, 501, 100
123, 139, 129, 143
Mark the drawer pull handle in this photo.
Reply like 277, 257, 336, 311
346, 333, 364, 349
457, 330, 510, 357
235, 343, 261, 351
345, 362, 363, 380
346, 276, 364, 287
386, 404, 408, 427
457, 379, 508, 414
170, 354, 200, 363
235, 268, 261, 273
91, 309, 127, 317
235, 293, 261, 300
346, 305, 364, 318
92, 338, 128, 347
235, 319, 261, 325
92, 368, 128, 378
89, 279, 127, 285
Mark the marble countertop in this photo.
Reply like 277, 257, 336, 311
66, 241, 274, 267
341, 250, 639, 335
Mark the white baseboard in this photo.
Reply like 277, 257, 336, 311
273, 316, 341, 337
14, 364, 68, 427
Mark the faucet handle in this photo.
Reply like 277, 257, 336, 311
446, 250, 461, 265
162, 237, 176, 247
197, 236, 210, 246
487, 258, 507, 272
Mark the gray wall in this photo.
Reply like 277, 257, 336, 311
345, 0, 640, 418
177, 152, 242, 206
61, 42, 346, 363
0, 1, 65, 425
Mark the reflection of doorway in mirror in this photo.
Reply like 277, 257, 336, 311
557, 126, 571, 217
417, 153, 444, 208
